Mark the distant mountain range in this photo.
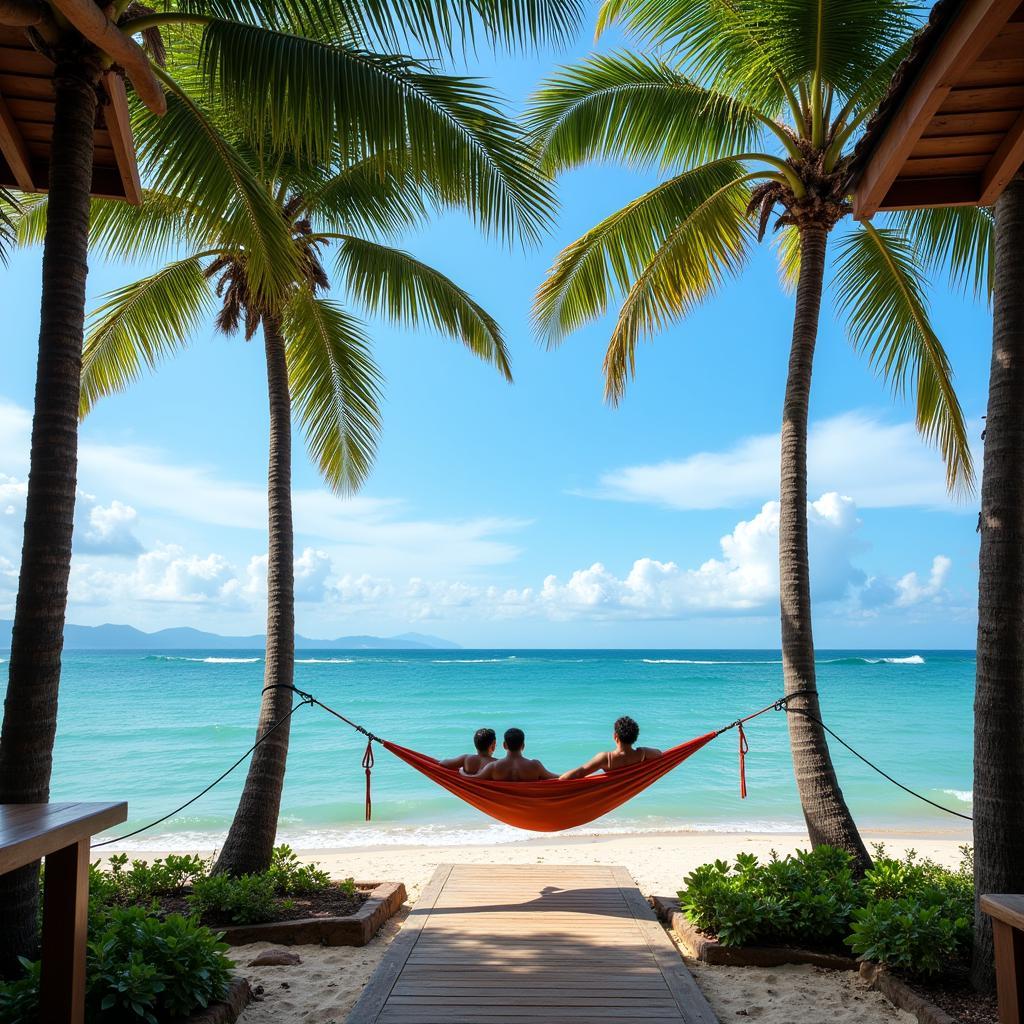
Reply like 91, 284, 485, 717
0, 621, 459, 651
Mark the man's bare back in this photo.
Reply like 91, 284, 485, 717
476, 728, 558, 782
439, 728, 497, 775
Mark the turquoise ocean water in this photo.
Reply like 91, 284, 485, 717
3, 649, 975, 847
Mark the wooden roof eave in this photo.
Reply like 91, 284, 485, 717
853, 0, 1024, 219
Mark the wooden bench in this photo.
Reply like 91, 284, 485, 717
981, 894, 1024, 1024
0, 801, 127, 1024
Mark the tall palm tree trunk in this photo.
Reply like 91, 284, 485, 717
972, 176, 1024, 991
0, 53, 101, 971
779, 223, 871, 872
214, 314, 295, 876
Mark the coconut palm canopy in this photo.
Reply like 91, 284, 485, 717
528, 0, 975, 492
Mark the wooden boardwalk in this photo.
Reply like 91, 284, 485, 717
348, 863, 718, 1024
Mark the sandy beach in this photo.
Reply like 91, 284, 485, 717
106, 829, 967, 1024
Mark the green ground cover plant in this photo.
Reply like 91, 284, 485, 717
678, 844, 974, 977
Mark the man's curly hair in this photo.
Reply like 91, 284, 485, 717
614, 716, 639, 745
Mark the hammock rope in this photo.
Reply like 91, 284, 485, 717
91, 683, 972, 847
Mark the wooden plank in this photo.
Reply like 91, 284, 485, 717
347, 864, 453, 1024
978, 20, 1024, 60
611, 866, 718, 1024
100, 71, 141, 204
350, 864, 717, 1024
903, 153, 992, 176
980, 107, 1024, 203
0, 803, 127, 873
879, 175, 983, 209
940, 84, 1024, 113
39, 837, 89, 1024
958, 58, 1024, 88
922, 109, 1021, 136
0, 89, 33, 189
982, 894, 1024, 931
911, 132, 1004, 156
854, 0, 1022, 218
990, 918, 1024, 1024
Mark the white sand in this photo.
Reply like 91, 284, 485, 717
107, 830, 965, 1024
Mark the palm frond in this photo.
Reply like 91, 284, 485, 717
775, 223, 800, 292
194, 22, 554, 242
534, 160, 754, 363
327, 0, 584, 54
892, 205, 995, 301
336, 235, 511, 379
283, 290, 383, 492
131, 77, 299, 303
833, 222, 974, 497
528, 52, 763, 173
0, 188, 20, 263
81, 255, 217, 416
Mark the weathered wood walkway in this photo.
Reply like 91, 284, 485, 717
348, 863, 719, 1024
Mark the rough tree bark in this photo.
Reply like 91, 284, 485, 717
779, 223, 872, 872
0, 52, 101, 971
214, 314, 295, 876
972, 176, 1024, 991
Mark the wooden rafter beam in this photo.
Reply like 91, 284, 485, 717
854, 0, 1021, 219
101, 71, 141, 204
0, 88, 33, 189
979, 107, 1024, 205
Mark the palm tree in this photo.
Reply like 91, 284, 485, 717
0, 0, 581, 962
33, 101, 534, 874
527, 0, 974, 870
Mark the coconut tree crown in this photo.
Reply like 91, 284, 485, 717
529, 0, 974, 493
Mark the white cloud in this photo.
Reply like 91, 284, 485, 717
78, 500, 143, 555
72, 545, 242, 605
595, 411, 980, 511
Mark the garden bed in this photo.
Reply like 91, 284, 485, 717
216, 880, 406, 946
169, 976, 251, 1024
651, 894, 858, 969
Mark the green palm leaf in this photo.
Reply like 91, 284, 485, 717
0, 188, 19, 263
194, 21, 554, 241
81, 256, 218, 417
893, 205, 995, 301
283, 290, 384, 492
131, 79, 299, 303
528, 52, 763, 173
833, 223, 974, 496
534, 161, 754, 362
336, 235, 511, 379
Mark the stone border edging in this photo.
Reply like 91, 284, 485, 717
218, 881, 406, 947
169, 976, 251, 1024
649, 895, 858, 970
859, 962, 959, 1024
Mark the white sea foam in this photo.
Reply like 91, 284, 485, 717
296, 658, 355, 664
642, 658, 782, 665
942, 789, 973, 803
433, 657, 518, 664
878, 655, 925, 664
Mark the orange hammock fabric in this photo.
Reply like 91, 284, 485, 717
380, 732, 719, 832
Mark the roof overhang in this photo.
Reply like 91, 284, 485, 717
852, 0, 1024, 218
0, 25, 142, 203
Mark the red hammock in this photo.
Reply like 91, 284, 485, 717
380, 733, 718, 832
275, 685, 784, 833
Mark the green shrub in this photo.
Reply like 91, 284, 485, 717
846, 898, 968, 977
103, 853, 209, 905
678, 847, 858, 949
188, 872, 279, 925
0, 958, 40, 1024
88, 906, 233, 1022
678, 844, 975, 978
267, 844, 332, 896
0, 910, 233, 1024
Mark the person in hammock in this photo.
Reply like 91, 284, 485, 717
439, 727, 497, 775
559, 716, 663, 780
474, 728, 559, 782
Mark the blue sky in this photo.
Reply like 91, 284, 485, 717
0, 15, 993, 648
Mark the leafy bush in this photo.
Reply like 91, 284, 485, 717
0, 909, 233, 1024
188, 872, 280, 925
0, 958, 40, 1024
678, 847, 859, 949
88, 907, 233, 1022
267, 844, 332, 896
103, 853, 209, 905
846, 898, 967, 977
678, 844, 975, 978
